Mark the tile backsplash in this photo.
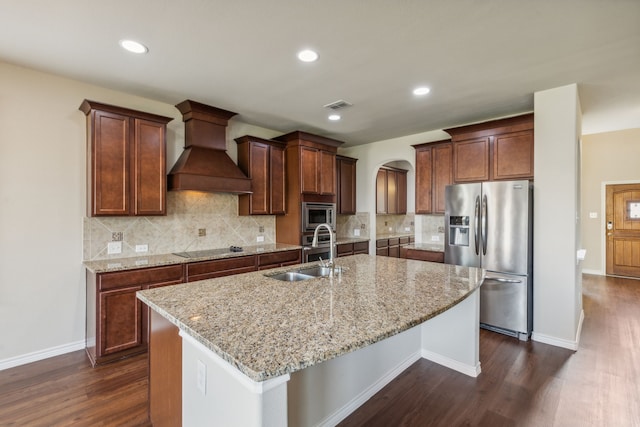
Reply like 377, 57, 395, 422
83, 191, 275, 261
375, 213, 415, 235
416, 214, 445, 244
336, 213, 370, 239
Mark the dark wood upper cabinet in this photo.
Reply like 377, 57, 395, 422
376, 167, 407, 215
336, 155, 357, 214
446, 113, 534, 183
414, 140, 452, 214
79, 100, 172, 217
236, 136, 286, 215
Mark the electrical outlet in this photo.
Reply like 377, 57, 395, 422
360, 224, 366, 230
197, 360, 207, 395
198, 228, 206, 237
111, 232, 123, 241
388, 227, 392, 232
431, 235, 440, 242
256, 236, 265, 242
259, 225, 265, 233
437, 226, 445, 233
404, 227, 410, 232
107, 241, 122, 254
589, 212, 598, 219
354, 229, 361, 237
135, 244, 148, 253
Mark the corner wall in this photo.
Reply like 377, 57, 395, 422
532, 84, 583, 348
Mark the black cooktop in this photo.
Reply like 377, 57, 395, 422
173, 246, 244, 259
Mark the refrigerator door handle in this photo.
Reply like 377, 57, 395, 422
484, 277, 523, 284
474, 195, 480, 255
481, 194, 488, 256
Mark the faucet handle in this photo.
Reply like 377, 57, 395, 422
318, 257, 327, 268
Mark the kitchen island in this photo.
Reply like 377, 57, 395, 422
137, 254, 484, 426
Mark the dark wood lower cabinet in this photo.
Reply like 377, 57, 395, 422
149, 309, 182, 427
336, 241, 369, 257
86, 264, 185, 366
401, 248, 445, 263
86, 249, 302, 365
376, 237, 412, 258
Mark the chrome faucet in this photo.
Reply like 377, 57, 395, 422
312, 223, 335, 267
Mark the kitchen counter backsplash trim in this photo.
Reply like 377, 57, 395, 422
84, 243, 301, 273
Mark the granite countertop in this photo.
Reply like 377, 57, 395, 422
375, 232, 414, 240
84, 243, 302, 273
335, 236, 370, 245
403, 243, 445, 253
137, 254, 484, 382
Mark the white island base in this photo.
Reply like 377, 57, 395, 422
178, 289, 480, 427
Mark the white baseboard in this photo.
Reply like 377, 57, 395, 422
318, 351, 422, 427
421, 349, 482, 377
531, 310, 584, 352
0, 340, 85, 371
582, 269, 603, 276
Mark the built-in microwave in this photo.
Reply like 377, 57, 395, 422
302, 202, 336, 232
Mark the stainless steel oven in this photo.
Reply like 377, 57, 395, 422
301, 232, 333, 263
302, 202, 336, 232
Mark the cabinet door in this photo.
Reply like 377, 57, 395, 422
492, 130, 534, 180
100, 286, 143, 356
270, 144, 286, 214
300, 147, 319, 194
387, 170, 398, 214
338, 158, 357, 214
134, 118, 167, 215
92, 110, 130, 216
249, 142, 270, 214
415, 147, 433, 214
453, 137, 490, 182
376, 169, 387, 214
319, 151, 336, 195
397, 170, 407, 214
432, 143, 453, 213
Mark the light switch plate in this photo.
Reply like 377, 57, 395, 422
589, 212, 598, 219
135, 244, 148, 253
431, 235, 440, 242
107, 241, 122, 254
256, 236, 265, 242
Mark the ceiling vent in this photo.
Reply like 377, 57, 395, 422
323, 100, 353, 111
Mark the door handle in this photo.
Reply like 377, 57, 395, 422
474, 196, 480, 255
484, 277, 522, 284
481, 194, 488, 256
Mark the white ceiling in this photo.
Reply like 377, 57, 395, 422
1, 0, 639, 146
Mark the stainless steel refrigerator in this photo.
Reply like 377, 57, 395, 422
444, 180, 533, 340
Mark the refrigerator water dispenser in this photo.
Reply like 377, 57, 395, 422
449, 216, 470, 246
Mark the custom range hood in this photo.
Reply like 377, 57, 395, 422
167, 100, 252, 194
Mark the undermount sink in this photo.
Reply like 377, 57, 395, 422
266, 265, 344, 282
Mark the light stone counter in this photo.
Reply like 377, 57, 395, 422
137, 254, 484, 382
403, 242, 445, 252
334, 236, 370, 245
83, 243, 302, 273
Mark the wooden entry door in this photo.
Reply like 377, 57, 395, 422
606, 183, 640, 278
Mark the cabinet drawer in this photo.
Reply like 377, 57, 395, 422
186, 256, 256, 282
336, 243, 354, 256
388, 237, 400, 246
399, 237, 410, 245
404, 249, 445, 263
257, 250, 301, 268
376, 239, 389, 248
99, 265, 184, 291
353, 241, 369, 254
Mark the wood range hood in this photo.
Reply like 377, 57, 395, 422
167, 100, 252, 194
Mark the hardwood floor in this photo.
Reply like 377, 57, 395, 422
0, 274, 638, 426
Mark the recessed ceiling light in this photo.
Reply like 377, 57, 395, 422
413, 87, 431, 96
119, 39, 148, 54
328, 114, 341, 121
297, 49, 319, 62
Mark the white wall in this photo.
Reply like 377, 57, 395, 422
532, 84, 583, 348
580, 129, 640, 274
0, 61, 280, 367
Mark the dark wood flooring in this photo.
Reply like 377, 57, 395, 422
1, 274, 638, 426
